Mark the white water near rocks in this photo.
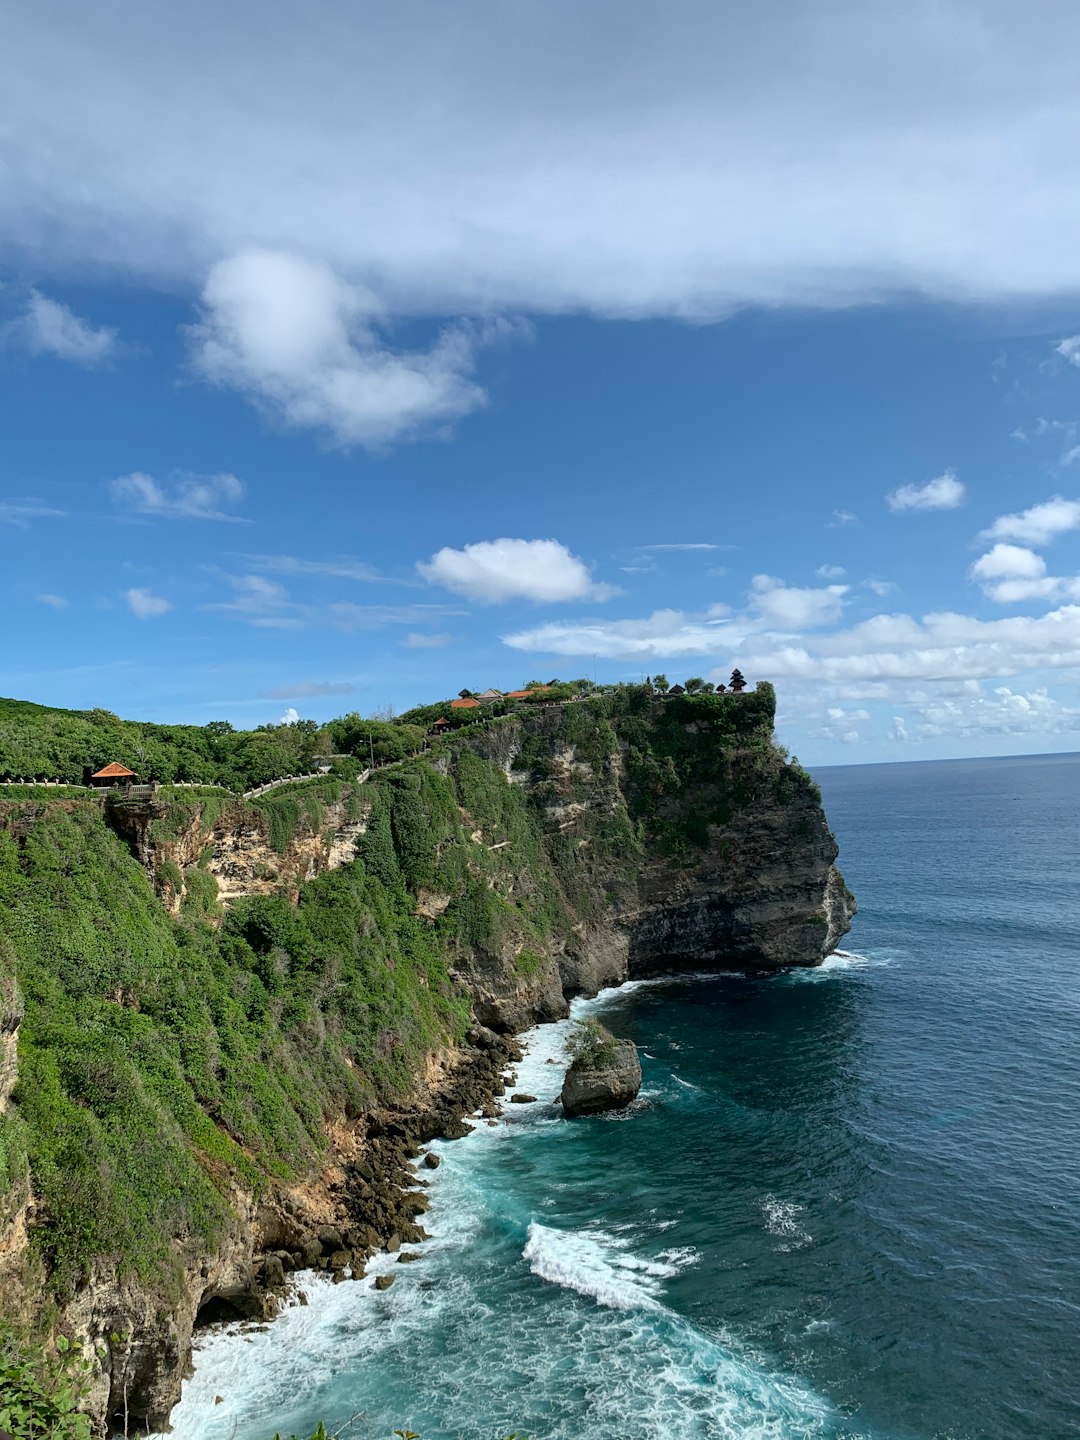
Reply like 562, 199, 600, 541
163, 982, 840, 1440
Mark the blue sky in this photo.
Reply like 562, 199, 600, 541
4, 1, 1080, 764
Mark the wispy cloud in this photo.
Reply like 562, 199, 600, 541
887, 469, 965, 513
0, 500, 64, 527
240, 553, 386, 582
110, 471, 246, 522
816, 564, 846, 580
261, 680, 354, 699
829, 509, 860, 528
35, 592, 68, 609
5, 290, 117, 366
402, 632, 452, 649
205, 570, 462, 631
1057, 337, 1080, 368
124, 587, 171, 619
637, 543, 721, 552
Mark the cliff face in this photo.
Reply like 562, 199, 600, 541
105, 782, 370, 914
0, 686, 852, 1432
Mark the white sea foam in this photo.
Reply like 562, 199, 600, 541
163, 976, 840, 1440
761, 1196, 813, 1251
523, 1221, 696, 1310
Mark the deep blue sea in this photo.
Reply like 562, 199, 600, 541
166, 753, 1080, 1440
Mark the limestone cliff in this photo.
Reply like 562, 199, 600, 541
0, 684, 852, 1433
104, 780, 370, 914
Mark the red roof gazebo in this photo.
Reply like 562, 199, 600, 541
90, 762, 137, 787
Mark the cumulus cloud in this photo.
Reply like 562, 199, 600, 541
419, 538, 617, 604
816, 564, 846, 580
750, 575, 847, 630
189, 249, 511, 448
901, 686, 1080, 740
735, 606, 1080, 688
970, 544, 1047, 582
110, 470, 245, 521
1058, 337, 1080, 368
969, 543, 1080, 605
279, 707, 300, 725
124, 587, 171, 618
979, 496, 1080, 546
6, 290, 117, 365
262, 680, 354, 699
887, 469, 965, 513
8, 7, 1080, 318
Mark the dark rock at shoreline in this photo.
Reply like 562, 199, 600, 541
510, 1093, 537, 1104
422, 1152, 441, 1169
374, 1274, 395, 1291
397, 1251, 422, 1264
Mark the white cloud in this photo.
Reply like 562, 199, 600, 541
901, 686, 1080, 740
110, 470, 246, 521
1057, 337, 1080, 368
864, 578, 897, 596
504, 607, 737, 659
262, 681, 354, 699
279, 707, 300, 725
969, 543, 1080, 605
419, 538, 616, 604
6, 290, 116, 365
888, 715, 909, 743
9, 7, 1080, 318
189, 249, 512, 448
1063, 446, 1080, 467
816, 564, 846, 580
829, 509, 860, 528
750, 574, 847, 630
403, 632, 452, 649
887, 468, 965, 512
970, 544, 1046, 582
979, 496, 1080, 546
35, 592, 67, 609
735, 606, 1080, 688
124, 587, 171, 618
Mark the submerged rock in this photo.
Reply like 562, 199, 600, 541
560, 1024, 642, 1118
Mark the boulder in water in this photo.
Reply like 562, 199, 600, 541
560, 1022, 641, 1118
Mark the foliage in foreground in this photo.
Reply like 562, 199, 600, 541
0, 1329, 94, 1440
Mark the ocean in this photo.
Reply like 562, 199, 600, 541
164, 753, 1080, 1440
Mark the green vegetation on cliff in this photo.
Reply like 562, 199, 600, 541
0, 784, 474, 1301
0, 682, 833, 1392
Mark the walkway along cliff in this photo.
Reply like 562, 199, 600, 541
0, 682, 853, 1433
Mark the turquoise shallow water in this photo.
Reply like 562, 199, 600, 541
166, 753, 1080, 1440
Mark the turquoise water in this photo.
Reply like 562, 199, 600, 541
167, 754, 1080, 1440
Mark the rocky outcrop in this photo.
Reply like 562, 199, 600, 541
561, 1033, 642, 1117
105, 787, 370, 914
